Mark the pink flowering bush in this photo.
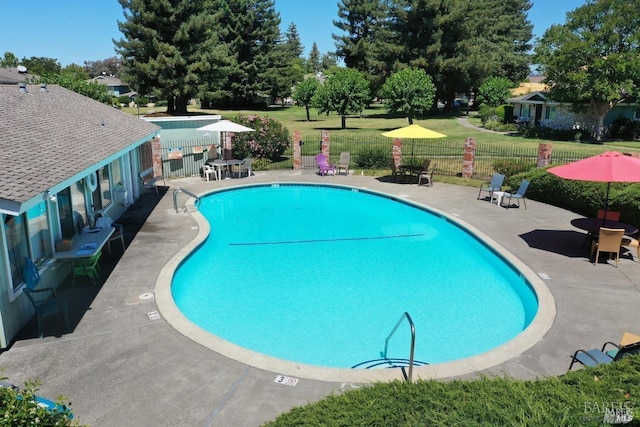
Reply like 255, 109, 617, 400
231, 115, 291, 161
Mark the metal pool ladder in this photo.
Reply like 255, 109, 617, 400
173, 188, 201, 213
384, 312, 416, 382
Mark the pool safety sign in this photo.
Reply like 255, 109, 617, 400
274, 375, 299, 387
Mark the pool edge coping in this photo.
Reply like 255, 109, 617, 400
154, 182, 557, 383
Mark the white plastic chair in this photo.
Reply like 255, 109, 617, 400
239, 157, 253, 178
204, 164, 217, 181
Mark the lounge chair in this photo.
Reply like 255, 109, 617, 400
477, 173, 505, 201
315, 153, 335, 176
336, 152, 350, 175
502, 179, 530, 209
418, 162, 436, 187
569, 333, 640, 370
22, 257, 70, 338
591, 227, 624, 266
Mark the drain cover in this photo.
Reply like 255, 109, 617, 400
139, 293, 154, 300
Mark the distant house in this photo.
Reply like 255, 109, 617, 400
0, 83, 160, 348
0, 66, 37, 84
507, 91, 640, 131
89, 75, 134, 97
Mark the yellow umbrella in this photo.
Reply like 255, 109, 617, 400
381, 124, 446, 139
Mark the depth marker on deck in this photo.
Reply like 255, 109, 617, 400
274, 375, 299, 387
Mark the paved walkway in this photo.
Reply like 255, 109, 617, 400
2, 171, 640, 426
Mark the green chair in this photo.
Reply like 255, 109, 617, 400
22, 257, 70, 338
72, 250, 102, 286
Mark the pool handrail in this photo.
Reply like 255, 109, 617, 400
383, 311, 416, 382
173, 187, 201, 213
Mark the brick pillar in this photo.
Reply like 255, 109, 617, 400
392, 138, 403, 169
321, 130, 330, 156
293, 130, 302, 170
537, 143, 553, 167
462, 137, 476, 178
151, 136, 163, 178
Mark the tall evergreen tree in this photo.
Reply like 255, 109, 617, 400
333, 0, 390, 95
308, 42, 321, 74
214, 0, 282, 107
115, 0, 223, 114
284, 22, 304, 58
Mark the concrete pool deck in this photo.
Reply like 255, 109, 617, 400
2, 170, 640, 426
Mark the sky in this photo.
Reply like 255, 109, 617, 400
0, 0, 587, 67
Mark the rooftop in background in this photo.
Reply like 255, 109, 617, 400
0, 66, 38, 84
512, 74, 548, 96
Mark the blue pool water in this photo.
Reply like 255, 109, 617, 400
172, 184, 538, 368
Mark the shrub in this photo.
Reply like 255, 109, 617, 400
502, 167, 640, 222
231, 115, 291, 161
610, 118, 640, 140
117, 95, 130, 105
251, 157, 272, 171
493, 159, 535, 177
477, 104, 497, 124
0, 378, 78, 426
354, 147, 389, 169
494, 105, 506, 123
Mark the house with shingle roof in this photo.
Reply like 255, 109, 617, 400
0, 83, 161, 348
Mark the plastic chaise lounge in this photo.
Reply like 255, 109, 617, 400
477, 173, 505, 201
569, 332, 640, 370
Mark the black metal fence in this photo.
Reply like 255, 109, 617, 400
160, 131, 592, 180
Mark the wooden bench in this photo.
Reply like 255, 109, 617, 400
139, 167, 165, 196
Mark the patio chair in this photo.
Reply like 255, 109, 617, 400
94, 212, 125, 256
21, 257, 70, 338
203, 164, 217, 181
418, 162, 437, 187
591, 227, 624, 266
622, 235, 640, 261
238, 157, 253, 178
336, 152, 350, 175
315, 153, 335, 176
502, 179, 530, 209
72, 250, 103, 286
477, 173, 505, 201
569, 333, 640, 370
390, 157, 410, 182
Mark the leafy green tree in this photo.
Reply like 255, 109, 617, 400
21, 56, 61, 76
380, 67, 436, 124
263, 22, 304, 106
0, 52, 19, 67
313, 68, 370, 129
476, 77, 515, 107
38, 72, 113, 104
115, 0, 226, 114
83, 56, 122, 78
534, 0, 640, 140
61, 64, 90, 80
307, 42, 321, 73
292, 77, 320, 121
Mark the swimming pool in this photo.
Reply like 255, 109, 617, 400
168, 184, 547, 376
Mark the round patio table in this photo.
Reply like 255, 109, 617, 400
571, 217, 639, 236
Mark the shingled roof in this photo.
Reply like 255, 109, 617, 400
0, 84, 160, 213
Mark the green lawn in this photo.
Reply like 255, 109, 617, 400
126, 103, 640, 154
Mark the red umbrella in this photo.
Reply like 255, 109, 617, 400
548, 151, 640, 221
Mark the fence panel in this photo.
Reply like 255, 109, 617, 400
159, 130, 598, 180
